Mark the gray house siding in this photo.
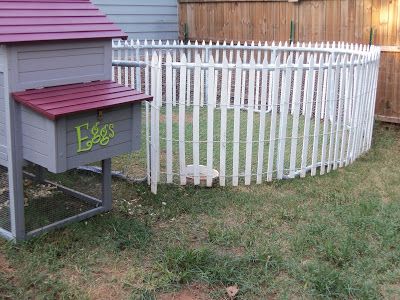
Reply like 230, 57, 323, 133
92, 0, 178, 40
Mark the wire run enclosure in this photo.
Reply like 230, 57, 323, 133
0, 0, 152, 241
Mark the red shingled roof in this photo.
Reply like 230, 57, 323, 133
0, 0, 127, 43
12, 80, 152, 120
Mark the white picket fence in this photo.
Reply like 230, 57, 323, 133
112, 40, 381, 194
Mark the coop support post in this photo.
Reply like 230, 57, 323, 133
6, 102, 25, 241
101, 158, 112, 211
3, 47, 25, 241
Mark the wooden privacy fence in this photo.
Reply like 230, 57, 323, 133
178, 0, 400, 123
112, 40, 380, 194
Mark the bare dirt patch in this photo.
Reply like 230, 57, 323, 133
0, 253, 14, 275
158, 284, 212, 300
64, 258, 137, 300
160, 113, 193, 125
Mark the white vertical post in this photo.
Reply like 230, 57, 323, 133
320, 54, 333, 174
144, 40, 150, 184
333, 55, 347, 170
340, 55, 354, 167
255, 41, 261, 110
276, 53, 293, 179
193, 54, 201, 185
267, 42, 276, 112
124, 40, 129, 86
200, 40, 205, 107
300, 55, 315, 177
129, 39, 135, 89
227, 41, 234, 108
327, 55, 341, 172
206, 55, 216, 187
117, 39, 122, 84
111, 40, 116, 80
289, 54, 304, 178
172, 41, 177, 106
150, 52, 159, 193
311, 55, 325, 176
244, 54, 256, 185
256, 56, 269, 183
219, 53, 229, 186
137, 39, 143, 91
178, 54, 187, 185
165, 52, 173, 183
241, 41, 248, 106
267, 54, 281, 181
186, 41, 192, 106
214, 41, 220, 106
232, 55, 242, 186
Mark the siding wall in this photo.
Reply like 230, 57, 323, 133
7, 40, 111, 91
20, 107, 51, 170
92, 0, 178, 40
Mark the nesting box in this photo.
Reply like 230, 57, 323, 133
0, 0, 152, 241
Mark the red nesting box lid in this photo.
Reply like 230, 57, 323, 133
12, 80, 152, 120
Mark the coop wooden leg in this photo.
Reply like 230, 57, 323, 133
6, 102, 25, 241
101, 159, 112, 211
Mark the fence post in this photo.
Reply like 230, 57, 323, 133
193, 53, 201, 185
232, 54, 243, 186
150, 52, 159, 193
289, 53, 304, 178
256, 55, 271, 183
276, 53, 294, 179
267, 54, 281, 181
178, 54, 188, 185
206, 55, 215, 187
165, 52, 173, 183
219, 53, 229, 186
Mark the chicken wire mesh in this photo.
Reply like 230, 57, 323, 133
24, 165, 102, 233
0, 166, 11, 232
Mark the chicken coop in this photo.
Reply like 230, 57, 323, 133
0, 0, 152, 241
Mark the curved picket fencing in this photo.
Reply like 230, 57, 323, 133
112, 40, 381, 193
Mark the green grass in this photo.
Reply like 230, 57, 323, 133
0, 122, 400, 299
112, 106, 327, 182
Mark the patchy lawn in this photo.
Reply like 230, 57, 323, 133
1, 122, 400, 299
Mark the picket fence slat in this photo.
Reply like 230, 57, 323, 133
193, 53, 201, 185
267, 55, 281, 181
244, 55, 256, 185
289, 54, 304, 178
276, 53, 293, 179
166, 52, 173, 183
206, 55, 216, 187
300, 55, 315, 177
256, 56, 269, 183
311, 55, 325, 176
320, 54, 333, 175
179, 54, 187, 185
220, 54, 229, 186
232, 55, 242, 186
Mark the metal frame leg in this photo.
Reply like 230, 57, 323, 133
102, 159, 112, 211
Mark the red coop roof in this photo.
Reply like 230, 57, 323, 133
12, 80, 152, 120
0, 0, 127, 43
